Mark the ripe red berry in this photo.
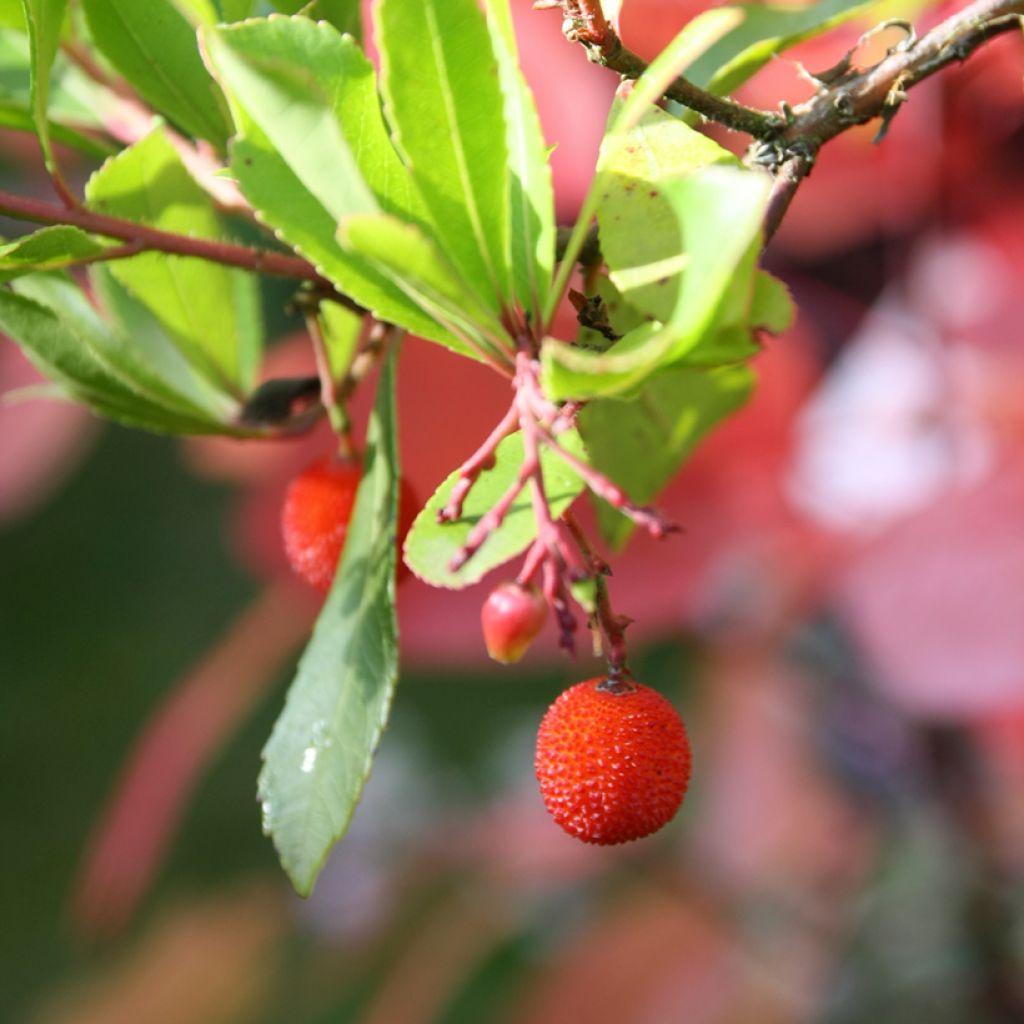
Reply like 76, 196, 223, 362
281, 457, 361, 593
481, 581, 548, 663
535, 677, 691, 845
281, 457, 417, 593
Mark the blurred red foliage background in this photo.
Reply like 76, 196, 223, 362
2, 1, 1023, 1021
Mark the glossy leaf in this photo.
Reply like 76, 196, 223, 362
378, 0, 511, 305
88, 264, 250, 420
545, 5, 744, 323
0, 27, 119, 149
597, 105, 737, 323
81, 0, 231, 145
542, 166, 770, 399
485, 0, 555, 324
0, 274, 239, 433
84, 128, 262, 394
581, 363, 754, 548
403, 429, 587, 589
19, 0, 66, 181
0, 226, 109, 279
339, 213, 510, 363
0, 103, 113, 156
683, 0, 872, 98
258, 349, 401, 897
203, 19, 477, 357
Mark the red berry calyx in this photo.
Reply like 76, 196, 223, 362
535, 676, 691, 845
481, 581, 548, 663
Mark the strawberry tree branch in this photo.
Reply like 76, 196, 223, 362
756, 0, 1024, 237
535, 0, 784, 137
542, 0, 1024, 242
0, 187, 349, 297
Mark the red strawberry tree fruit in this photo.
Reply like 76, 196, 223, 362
0, 0, 1019, 895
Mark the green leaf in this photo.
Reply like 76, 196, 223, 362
271, 0, 361, 38
545, 4, 745, 324
19, 0, 67, 182
85, 127, 263, 394
203, 18, 476, 357
542, 166, 770, 399
403, 429, 588, 589
339, 213, 509, 363
682, 0, 873, 98
596, 105, 738, 323
0, 274, 240, 433
485, 0, 555, 324
258, 348, 401, 897
81, 0, 231, 144
0, 226, 108, 279
378, 0, 511, 306
0, 1, 25, 29
582, 363, 754, 548
0, 102, 114, 156
0, 27, 121, 149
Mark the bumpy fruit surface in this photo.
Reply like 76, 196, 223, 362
281, 457, 361, 593
481, 581, 548, 663
535, 677, 691, 845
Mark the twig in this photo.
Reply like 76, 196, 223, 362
534, 421, 678, 538
0, 188, 349, 296
536, 0, 782, 137
752, 0, 1024, 232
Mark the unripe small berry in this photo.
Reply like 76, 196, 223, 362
481, 581, 548, 663
281, 457, 416, 593
535, 677, 691, 845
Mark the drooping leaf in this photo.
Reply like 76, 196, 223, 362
485, 0, 555, 324
81, 0, 231, 145
0, 274, 240, 433
0, 103, 112, 155
258, 347, 401, 897
203, 18, 480, 358
84, 127, 263, 394
87, 263, 248, 418
545, 5, 745, 324
682, 0, 873, 98
0, 27, 119, 151
581, 363, 754, 548
596, 105, 738, 323
19, 0, 67, 181
378, 0, 511, 306
403, 429, 588, 589
542, 166, 770, 399
339, 213, 510, 363
0, 226, 109, 279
